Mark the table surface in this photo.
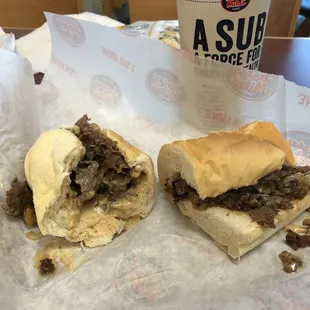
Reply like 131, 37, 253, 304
7, 28, 310, 88
260, 37, 310, 88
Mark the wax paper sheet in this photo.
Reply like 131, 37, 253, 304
1, 13, 310, 310
15, 12, 123, 74
0, 27, 15, 52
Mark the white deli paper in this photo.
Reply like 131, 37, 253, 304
0, 27, 15, 52
0, 50, 39, 190
15, 12, 124, 74
2, 13, 310, 310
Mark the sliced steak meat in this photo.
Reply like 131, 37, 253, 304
248, 205, 279, 228
257, 167, 310, 199
166, 165, 310, 228
71, 115, 140, 201
40, 258, 55, 276
286, 230, 310, 250
174, 179, 192, 198
2, 178, 34, 217
101, 169, 134, 196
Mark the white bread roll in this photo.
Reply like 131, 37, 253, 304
237, 121, 296, 166
158, 131, 286, 199
157, 122, 309, 258
25, 128, 156, 248
176, 195, 310, 259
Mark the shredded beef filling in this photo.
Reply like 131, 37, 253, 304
40, 258, 55, 276
286, 230, 310, 250
166, 165, 310, 228
1, 178, 34, 218
70, 115, 140, 202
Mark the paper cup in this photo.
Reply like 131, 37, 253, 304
177, 0, 271, 70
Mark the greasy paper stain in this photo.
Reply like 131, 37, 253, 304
25, 231, 43, 241
34, 238, 88, 273
279, 251, 303, 274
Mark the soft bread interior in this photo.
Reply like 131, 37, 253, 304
177, 194, 310, 259
158, 132, 286, 199
25, 128, 156, 248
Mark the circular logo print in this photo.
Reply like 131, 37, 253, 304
52, 15, 86, 47
283, 131, 310, 166
221, 0, 250, 12
115, 249, 168, 305
90, 75, 121, 108
146, 69, 185, 105
224, 66, 279, 101
0, 83, 8, 127
114, 234, 227, 306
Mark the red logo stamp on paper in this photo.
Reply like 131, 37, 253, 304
114, 234, 226, 306
298, 92, 310, 107
89, 75, 121, 108
221, 0, 250, 12
224, 66, 279, 100
283, 131, 310, 165
52, 15, 86, 47
115, 249, 168, 306
146, 69, 185, 106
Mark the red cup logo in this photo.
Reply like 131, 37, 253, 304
146, 69, 185, 106
52, 15, 86, 47
221, 0, 251, 12
90, 75, 121, 108
224, 66, 279, 100
283, 131, 310, 166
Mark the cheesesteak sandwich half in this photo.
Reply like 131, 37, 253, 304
24, 115, 155, 247
158, 122, 310, 258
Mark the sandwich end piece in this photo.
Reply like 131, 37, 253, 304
158, 122, 309, 259
26, 117, 156, 248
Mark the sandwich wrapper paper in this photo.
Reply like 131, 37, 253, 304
1, 12, 310, 309
0, 27, 15, 53
15, 12, 124, 74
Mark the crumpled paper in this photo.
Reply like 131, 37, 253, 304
0, 27, 15, 52
0, 50, 39, 191
1, 12, 310, 310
